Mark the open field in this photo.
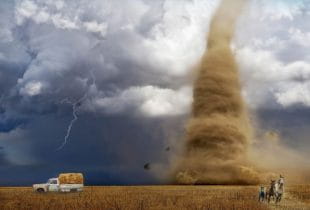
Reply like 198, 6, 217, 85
0, 185, 310, 210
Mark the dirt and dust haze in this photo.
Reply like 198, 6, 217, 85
174, 0, 261, 185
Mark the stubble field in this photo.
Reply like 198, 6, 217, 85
0, 185, 310, 210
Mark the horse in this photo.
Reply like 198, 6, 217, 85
276, 177, 285, 203
267, 180, 277, 203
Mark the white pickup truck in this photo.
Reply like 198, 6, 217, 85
33, 173, 84, 193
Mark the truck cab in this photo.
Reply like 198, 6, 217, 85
33, 178, 59, 193
47, 178, 59, 192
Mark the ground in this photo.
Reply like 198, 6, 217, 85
0, 185, 310, 210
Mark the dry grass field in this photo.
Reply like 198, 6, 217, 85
0, 185, 310, 210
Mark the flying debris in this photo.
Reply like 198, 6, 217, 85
76, 102, 82, 107
144, 163, 151, 170
165, 147, 170, 152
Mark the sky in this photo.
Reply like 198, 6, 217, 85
0, 0, 310, 186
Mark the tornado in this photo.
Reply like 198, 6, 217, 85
175, 0, 260, 184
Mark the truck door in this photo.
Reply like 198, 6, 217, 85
48, 179, 59, 192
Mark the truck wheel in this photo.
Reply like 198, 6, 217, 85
37, 188, 45, 193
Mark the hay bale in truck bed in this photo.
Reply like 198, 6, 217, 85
58, 173, 84, 184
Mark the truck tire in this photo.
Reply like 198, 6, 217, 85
37, 188, 45, 193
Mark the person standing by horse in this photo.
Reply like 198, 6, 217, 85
258, 186, 266, 202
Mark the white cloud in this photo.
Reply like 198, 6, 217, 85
237, 47, 310, 108
14, 0, 107, 37
53, 0, 65, 10
15, 0, 38, 24
235, 0, 310, 109
275, 83, 310, 107
256, 0, 304, 21
51, 13, 78, 29
142, 0, 219, 76
83, 21, 108, 37
33, 9, 50, 24
19, 81, 44, 96
92, 86, 192, 117
289, 28, 310, 47
139, 86, 192, 117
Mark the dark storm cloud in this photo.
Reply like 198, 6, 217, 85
0, 110, 185, 185
0, 146, 9, 168
1, 0, 208, 121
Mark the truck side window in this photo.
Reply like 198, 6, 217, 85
51, 180, 57, 184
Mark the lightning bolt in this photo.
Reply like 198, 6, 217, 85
56, 71, 97, 151
56, 95, 87, 151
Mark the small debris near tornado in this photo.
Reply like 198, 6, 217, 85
76, 102, 82, 107
144, 163, 151, 170
165, 147, 170, 151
